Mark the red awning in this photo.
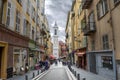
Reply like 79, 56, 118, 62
76, 52, 85, 56
49, 55, 56, 59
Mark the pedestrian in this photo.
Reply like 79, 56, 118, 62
44, 59, 49, 70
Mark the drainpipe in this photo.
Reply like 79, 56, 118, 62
108, 1, 117, 80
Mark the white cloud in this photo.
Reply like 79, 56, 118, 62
45, 0, 72, 41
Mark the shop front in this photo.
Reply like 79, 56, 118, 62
0, 24, 29, 79
76, 47, 86, 69
87, 50, 116, 80
28, 40, 36, 70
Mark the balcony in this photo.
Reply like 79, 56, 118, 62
82, 0, 93, 9
83, 22, 96, 36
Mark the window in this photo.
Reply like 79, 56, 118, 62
26, 22, 30, 38
101, 56, 113, 70
91, 40, 95, 50
82, 36, 87, 47
81, 19, 86, 31
78, 4, 82, 15
17, 0, 22, 5
0, 0, 3, 22
114, 0, 120, 4
23, 19, 26, 36
15, 10, 20, 32
6, 2, 11, 27
27, 0, 30, 15
55, 29, 57, 35
97, 0, 108, 19
32, 27, 35, 40
32, 6, 35, 21
88, 12, 95, 30
102, 34, 109, 50
78, 24, 81, 34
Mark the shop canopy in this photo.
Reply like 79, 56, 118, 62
49, 54, 56, 59
76, 52, 85, 56
30, 48, 45, 53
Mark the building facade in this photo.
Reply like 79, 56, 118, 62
66, 0, 120, 80
0, 0, 49, 79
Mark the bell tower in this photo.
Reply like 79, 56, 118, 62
53, 22, 59, 59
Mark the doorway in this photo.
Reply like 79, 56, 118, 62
0, 47, 3, 78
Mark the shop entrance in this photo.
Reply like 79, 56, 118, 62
0, 47, 3, 78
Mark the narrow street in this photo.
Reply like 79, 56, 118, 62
39, 68, 69, 80
0, 0, 120, 80
32, 62, 76, 80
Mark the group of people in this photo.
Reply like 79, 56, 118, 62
35, 59, 50, 71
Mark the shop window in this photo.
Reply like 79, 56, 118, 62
101, 56, 113, 70
96, 0, 108, 19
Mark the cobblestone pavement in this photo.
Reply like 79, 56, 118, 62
71, 66, 112, 80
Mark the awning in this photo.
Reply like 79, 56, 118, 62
49, 55, 56, 59
76, 52, 85, 56
30, 48, 45, 53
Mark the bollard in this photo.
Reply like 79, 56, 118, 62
72, 69, 74, 74
25, 75, 28, 80
77, 74, 80, 80
33, 72, 35, 78
82, 78, 86, 80
38, 70, 39, 75
74, 71, 76, 77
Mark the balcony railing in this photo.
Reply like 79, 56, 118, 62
82, 0, 93, 9
83, 22, 96, 36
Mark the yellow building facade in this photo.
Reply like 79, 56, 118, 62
0, 0, 47, 79
68, 0, 120, 79
81, 0, 120, 80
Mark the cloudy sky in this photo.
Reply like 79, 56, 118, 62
45, 0, 73, 42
